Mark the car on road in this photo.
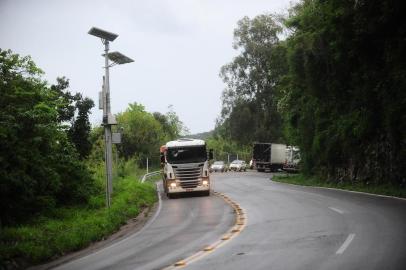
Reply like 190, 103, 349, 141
210, 161, 227, 172
229, 160, 247, 172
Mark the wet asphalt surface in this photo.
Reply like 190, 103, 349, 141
55, 171, 406, 270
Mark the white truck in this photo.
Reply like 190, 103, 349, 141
160, 138, 213, 198
283, 146, 300, 172
253, 143, 286, 172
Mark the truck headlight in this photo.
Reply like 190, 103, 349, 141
202, 180, 209, 185
170, 182, 177, 188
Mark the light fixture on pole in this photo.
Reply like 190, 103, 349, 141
88, 27, 134, 207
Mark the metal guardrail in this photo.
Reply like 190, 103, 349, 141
141, 171, 161, 183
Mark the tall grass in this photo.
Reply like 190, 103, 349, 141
0, 159, 157, 269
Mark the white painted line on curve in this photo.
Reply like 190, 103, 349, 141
329, 207, 345, 214
69, 183, 163, 264
336, 233, 355, 255
270, 180, 406, 201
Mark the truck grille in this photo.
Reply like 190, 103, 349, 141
173, 166, 202, 188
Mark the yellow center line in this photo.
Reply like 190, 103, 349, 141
162, 191, 247, 269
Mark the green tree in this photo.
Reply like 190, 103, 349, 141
281, 0, 406, 184
219, 14, 288, 144
206, 134, 251, 163
68, 96, 95, 159
49, 77, 78, 123
0, 49, 95, 224
153, 105, 189, 141
49, 77, 95, 159
217, 0, 405, 187
116, 103, 165, 160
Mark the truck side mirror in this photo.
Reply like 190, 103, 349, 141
209, 149, 214, 160
160, 154, 165, 164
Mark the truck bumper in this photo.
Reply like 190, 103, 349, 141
166, 178, 210, 194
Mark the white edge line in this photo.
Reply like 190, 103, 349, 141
336, 233, 355, 255
69, 183, 163, 264
271, 180, 406, 201
317, 186, 406, 201
328, 207, 345, 214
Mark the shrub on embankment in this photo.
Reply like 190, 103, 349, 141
0, 49, 97, 226
0, 164, 157, 269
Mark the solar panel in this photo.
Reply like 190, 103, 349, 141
88, 27, 118, 42
107, 51, 134, 64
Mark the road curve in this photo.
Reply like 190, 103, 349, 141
54, 184, 234, 270
187, 172, 406, 270
54, 172, 406, 270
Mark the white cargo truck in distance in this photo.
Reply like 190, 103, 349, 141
283, 146, 301, 172
160, 139, 213, 198
253, 143, 286, 172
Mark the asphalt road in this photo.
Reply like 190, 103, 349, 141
54, 182, 234, 270
188, 172, 406, 270
55, 172, 406, 270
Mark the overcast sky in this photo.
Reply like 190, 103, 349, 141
0, 0, 295, 134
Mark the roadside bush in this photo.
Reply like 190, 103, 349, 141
0, 177, 156, 268
0, 49, 96, 225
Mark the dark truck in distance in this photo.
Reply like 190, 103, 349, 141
253, 143, 286, 172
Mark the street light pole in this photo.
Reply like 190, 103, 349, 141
89, 27, 134, 208
103, 39, 114, 203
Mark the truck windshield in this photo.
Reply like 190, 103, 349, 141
167, 146, 207, 164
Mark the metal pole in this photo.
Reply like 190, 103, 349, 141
146, 157, 149, 174
102, 77, 109, 208
228, 154, 230, 164
103, 39, 113, 207
101, 77, 108, 207
115, 145, 118, 176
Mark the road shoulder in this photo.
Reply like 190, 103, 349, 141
30, 202, 159, 270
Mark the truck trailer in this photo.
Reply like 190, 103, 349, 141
253, 143, 286, 172
160, 138, 213, 198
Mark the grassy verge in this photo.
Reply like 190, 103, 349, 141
0, 174, 157, 268
272, 173, 406, 198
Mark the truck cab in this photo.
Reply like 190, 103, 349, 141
160, 138, 212, 198
283, 146, 301, 172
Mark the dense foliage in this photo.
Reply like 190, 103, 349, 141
0, 49, 95, 225
206, 133, 252, 163
0, 45, 185, 269
217, 0, 405, 186
0, 162, 156, 269
87, 102, 187, 171
0, 50, 160, 265
116, 103, 187, 160
219, 14, 287, 145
